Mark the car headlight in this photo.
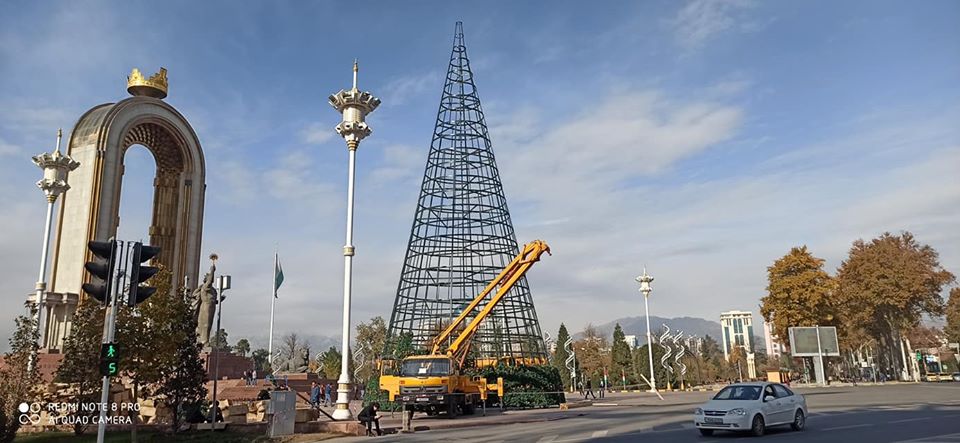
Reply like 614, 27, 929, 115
694, 408, 703, 415
727, 408, 746, 416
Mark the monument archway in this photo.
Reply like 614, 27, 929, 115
42, 68, 206, 350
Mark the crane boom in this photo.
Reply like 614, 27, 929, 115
430, 240, 551, 364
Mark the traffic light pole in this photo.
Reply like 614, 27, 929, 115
96, 241, 127, 443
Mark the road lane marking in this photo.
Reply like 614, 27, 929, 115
890, 416, 934, 424
823, 423, 872, 431
591, 430, 608, 438
536, 435, 558, 443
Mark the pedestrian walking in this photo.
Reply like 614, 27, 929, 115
324, 383, 333, 407
584, 379, 596, 400
599, 378, 605, 399
310, 381, 322, 409
252, 369, 258, 386
242, 370, 249, 386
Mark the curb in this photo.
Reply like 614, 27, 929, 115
383, 411, 575, 434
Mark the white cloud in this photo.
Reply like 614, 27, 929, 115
381, 71, 441, 106
0, 137, 23, 157
671, 0, 760, 50
300, 122, 335, 145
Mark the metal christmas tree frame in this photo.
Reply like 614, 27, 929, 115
386, 22, 548, 364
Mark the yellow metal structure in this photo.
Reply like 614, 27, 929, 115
379, 240, 550, 416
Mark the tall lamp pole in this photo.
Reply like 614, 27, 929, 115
328, 61, 380, 420
209, 260, 231, 428
30, 129, 79, 364
636, 268, 656, 391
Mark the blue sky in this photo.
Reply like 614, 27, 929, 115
1, 0, 958, 351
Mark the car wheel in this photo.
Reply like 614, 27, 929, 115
791, 409, 805, 431
750, 414, 765, 437
699, 429, 714, 436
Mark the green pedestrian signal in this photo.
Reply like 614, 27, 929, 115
100, 343, 120, 376
916, 351, 922, 361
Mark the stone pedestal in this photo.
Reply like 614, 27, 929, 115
200, 351, 254, 380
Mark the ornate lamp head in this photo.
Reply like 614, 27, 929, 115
636, 267, 654, 296
127, 67, 168, 99
329, 61, 380, 150
32, 129, 80, 202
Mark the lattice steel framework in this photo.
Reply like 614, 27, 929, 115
386, 22, 547, 362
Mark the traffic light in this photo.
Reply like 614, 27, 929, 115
82, 240, 117, 305
916, 351, 922, 361
99, 343, 120, 376
128, 242, 161, 307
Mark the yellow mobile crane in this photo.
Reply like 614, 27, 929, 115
379, 240, 551, 417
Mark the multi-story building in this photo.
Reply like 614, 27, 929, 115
624, 335, 639, 349
763, 320, 783, 358
720, 310, 755, 360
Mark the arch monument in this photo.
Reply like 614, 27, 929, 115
39, 68, 206, 351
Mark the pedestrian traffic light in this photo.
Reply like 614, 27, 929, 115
916, 351, 922, 361
99, 342, 120, 376
128, 242, 161, 307
82, 240, 116, 305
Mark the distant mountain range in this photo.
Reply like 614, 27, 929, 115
577, 316, 723, 345
573, 315, 766, 352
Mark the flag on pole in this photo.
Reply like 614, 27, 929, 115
274, 256, 284, 295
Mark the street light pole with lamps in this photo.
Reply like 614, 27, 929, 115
328, 61, 380, 420
30, 129, 80, 365
636, 268, 656, 391
209, 255, 231, 428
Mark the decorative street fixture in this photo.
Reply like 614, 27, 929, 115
30, 129, 79, 361
209, 255, 231, 428
636, 268, 656, 392
328, 61, 380, 421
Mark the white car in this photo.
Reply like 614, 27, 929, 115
693, 382, 807, 437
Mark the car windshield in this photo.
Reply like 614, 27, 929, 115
400, 358, 451, 377
713, 385, 762, 401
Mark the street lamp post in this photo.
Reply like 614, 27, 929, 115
209, 268, 231, 429
30, 129, 79, 365
636, 268, 656, 392
328, 61, 380, 421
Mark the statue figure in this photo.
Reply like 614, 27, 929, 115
192, 262, 218, 348
274, 346, 310, 373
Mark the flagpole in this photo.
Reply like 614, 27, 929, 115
268, 252, 277, 366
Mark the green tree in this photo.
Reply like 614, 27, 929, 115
392, 332, 417, 359
573, 324, 609, 386
0, 314, 41, 441
945, 287, 960, 345
251, 348, 272, 374
610, 324, 632, 387
836, 232, 955, 374
320, 346, 342, 379
234, 339, 251, 357
552, 324, 572, 389
761, 246, 836, 352
355, 316, 388, 384
210, 328, 229, 352
54, 301, 104, 435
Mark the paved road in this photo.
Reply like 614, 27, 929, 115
337, 383, 960, 442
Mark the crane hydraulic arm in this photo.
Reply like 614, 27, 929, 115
430, 240, 551, 366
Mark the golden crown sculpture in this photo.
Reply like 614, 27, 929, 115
127, 67, 168, 99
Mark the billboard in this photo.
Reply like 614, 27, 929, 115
788, 326, 840, 357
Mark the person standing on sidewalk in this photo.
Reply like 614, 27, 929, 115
584, 379, 596, 400
599, 378, 605, 399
